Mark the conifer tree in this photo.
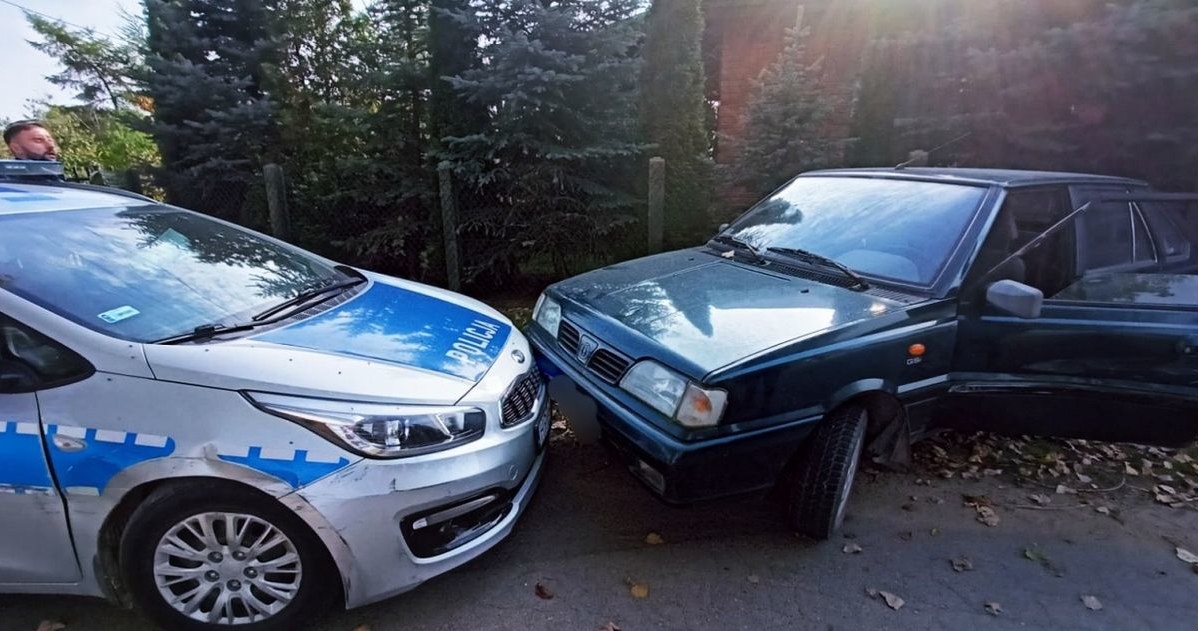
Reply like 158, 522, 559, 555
721, 27, 835, 198
639, 0, 712, 246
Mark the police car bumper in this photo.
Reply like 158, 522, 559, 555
294, 364, 549, 608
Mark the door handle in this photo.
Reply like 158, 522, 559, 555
1178, 335, 1198, 359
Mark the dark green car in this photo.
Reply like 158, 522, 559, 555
528, 168, 1198, 539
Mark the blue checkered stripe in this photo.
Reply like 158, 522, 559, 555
0, 420, 56, 496
45, 424, 175, 497
218, 446, 351, 489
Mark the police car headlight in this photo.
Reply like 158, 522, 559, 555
245, 392, 485, 458
533, 293, 562, 338
619, 361, 726, 428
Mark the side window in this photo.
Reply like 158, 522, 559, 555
971, 188, 1073, 297
1077, 201, 1156, 271
0, 313, 93, 394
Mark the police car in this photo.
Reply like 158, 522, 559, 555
0, 161, 548, 630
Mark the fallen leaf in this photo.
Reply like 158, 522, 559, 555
930, 527, 941, 536
1158, 484, 1178, 495
1095, 506, 1111, 516
600, 623, 621, 631
1030, 493, 1052, 505
1177, 547, 1198, 564
629, 582, 650, 599
1076, 473, 1093, 484
880, 591, 905, 610
36, 623, 66, 631
1082, 595, 1103, 611
721, 249, 735, 259
843, 543, 863, 554
1125, 464, 1140, 476
984, 602, 1003, 616
928, 496, 944, 505
747, 574, 760, 584
535, 582, 554, 600
644, 532, 664, 545
977, 505, 1000, 527
1055, 484, 1076, 495
951, 557, 974, 572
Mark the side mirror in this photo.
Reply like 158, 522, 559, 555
986, 280, 1043, 319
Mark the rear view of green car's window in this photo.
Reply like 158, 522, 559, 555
0, 205, 344, 342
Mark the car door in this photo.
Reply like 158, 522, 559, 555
0, 312, 88, 583
944, 185, 1198, 446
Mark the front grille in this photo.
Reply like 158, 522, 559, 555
500, 366, 542, 427
558, 321, 581, 356
587, 348, 631, 384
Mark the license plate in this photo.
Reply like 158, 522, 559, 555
534, 405, 550, 451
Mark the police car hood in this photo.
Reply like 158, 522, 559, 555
143, 276, 513, 404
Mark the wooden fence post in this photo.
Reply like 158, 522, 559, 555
263, 163, 291, 241
647, 156, 665, 254
438, 163, 462, 292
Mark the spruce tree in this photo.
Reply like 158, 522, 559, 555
140, 0, 280, 218
639, 0, 712, 247
721, 27, 836, 199
441, 0, 646, 280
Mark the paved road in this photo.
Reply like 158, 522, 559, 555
2, 438, 1196, 631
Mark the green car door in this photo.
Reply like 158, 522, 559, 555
944, 185, 1198, 446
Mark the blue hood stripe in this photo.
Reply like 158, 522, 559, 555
256, 283, 511, 382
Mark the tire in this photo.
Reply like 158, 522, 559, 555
786, 405, 868, 540
120, 481, 337, 631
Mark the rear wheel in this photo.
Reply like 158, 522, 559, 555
120, 482, 336, 631
786, 405, 868, 540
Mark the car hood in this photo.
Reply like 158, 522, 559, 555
553, 249, 909, 375
144, 276, 514, 404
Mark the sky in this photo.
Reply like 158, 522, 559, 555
0, 0, 142, 120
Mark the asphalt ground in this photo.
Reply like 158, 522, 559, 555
3, 437, 1196, 631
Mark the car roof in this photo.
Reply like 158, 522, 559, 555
803, 167, 1149, 188
0, 181, 155, 215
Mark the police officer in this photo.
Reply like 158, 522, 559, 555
4, 120, 59, 161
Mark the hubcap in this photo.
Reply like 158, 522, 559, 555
153, 512, 303, 625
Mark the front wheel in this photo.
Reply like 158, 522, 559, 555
785, 405, 868, 540
120, 482, 337, 631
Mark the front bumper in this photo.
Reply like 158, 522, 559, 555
529, 323, 818, 504
296, 356, 548, 609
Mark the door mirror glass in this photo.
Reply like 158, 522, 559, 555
986, 279, 1044, 319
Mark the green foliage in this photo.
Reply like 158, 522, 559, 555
640, 0, 712, 246
35, 106, 160, 174
441, 0, 647, 281
25, 13, 142, 111
720, 27, 836, 199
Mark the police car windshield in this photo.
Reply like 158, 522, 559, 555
721, 177, 988, 285
0, 204, 346, 342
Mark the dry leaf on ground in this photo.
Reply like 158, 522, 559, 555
843, 543, 863, 554
951, 557, 974, 572
1055, 484, 1076, 495
36, 623, 66, 631
600, 623, 621, 631
1082, 595, 1103, 611
880, 591, 905, 610
1030, 493, 1052, 505
977, 505, 1000, 527
644, 532, 664, 545
1177, 547, 1198, 564
629, 582, 649, 599
747, 574, 761, 584
984, 602, 1003, 616
535, 582, 554, 600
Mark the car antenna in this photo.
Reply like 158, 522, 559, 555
894, 132, 971, 170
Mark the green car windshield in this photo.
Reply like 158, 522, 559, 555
0, 205, 345, 342
722, 177, 988, 285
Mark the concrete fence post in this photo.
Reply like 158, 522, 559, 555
438, 163, 462, 292
647, 156, 665, 254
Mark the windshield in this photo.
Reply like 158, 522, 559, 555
722, 176, 989, 285
0, 205, 346, 342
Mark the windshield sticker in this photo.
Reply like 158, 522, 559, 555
98, 305, 141, 324
154, 228, 192, 249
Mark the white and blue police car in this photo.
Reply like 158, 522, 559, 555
0, 161, 548, 630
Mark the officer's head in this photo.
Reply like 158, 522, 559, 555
4, 120, 58, 161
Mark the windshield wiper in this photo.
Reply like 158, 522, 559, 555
154, 322, 260, 345
766, 246, 871, 290
251, 274, 365, 322
710, 234, 766, 262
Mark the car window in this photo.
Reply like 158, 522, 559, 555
969, 187, 1073, 297
1139, 201, 1192, 263
723, 177, 988, 285
0, 313, 93, 393
0, 206, 348, 342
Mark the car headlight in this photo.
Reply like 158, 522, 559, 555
533, 293, 562, 338
619, 361, 727, 428
245, 392, 485, 458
